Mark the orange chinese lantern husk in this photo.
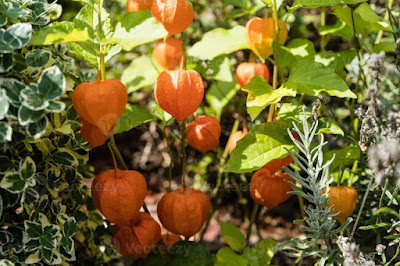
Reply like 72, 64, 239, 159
157, 188, 211, 238
80, 119, 112, 148
235, 62, 271, 88
113, 212, 161, 258
185, 115, 221, 153
151, 0, 194, 35
324, 186, 358, 223
72, 79, 127, 134
153, 37, 183, 70
154, 70, 204, 123
250, 169, 294, 209
126, 0, 153, 12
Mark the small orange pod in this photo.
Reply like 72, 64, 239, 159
153, 37, 183, 70
250, 169, 294, 209
113, 212, 161, 258
154, 70, 204, 123
246, 17, 288, 60
151, 0, 194, 35
157, 188, 211, 238
235, 62, 271, 88
324, 186, 358, 224
80, 119, 112, 148
185, 115, 221, 153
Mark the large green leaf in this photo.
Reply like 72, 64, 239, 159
25, 50, 51, 67
334, 3, 392, 37
121, 55, 162, 93
18, 106, 44, 126
188, 26, 249, 60
220, 221, 246, 252
168, 241, 212, 265
0, 172, 25, 193
278, 39, 316, 68
206, 79, 240, 120
293, 0, 366, 8
108, 11, 167, 51
243, 238, 276, 266
0, 23, 32, 53
114, 104, 153, 134
37, 66, 65, 101
225, 121, 295, 173
324, 145, 361, 171
0, 89, 9, 119
215, 247, 249, 266
0, 53, 13, 73
29, 22, 89, 45
243, 76, 296, 121
281, 60, 357, 98
196, 56, 233, 82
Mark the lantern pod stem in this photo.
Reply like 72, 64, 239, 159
180, 118, 187, 191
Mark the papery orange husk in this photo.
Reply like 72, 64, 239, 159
246, 17, 288, 60
80, 119, 112, 148
324, 186, 358, 224
250, 169, 294, 209
161, 233, 181, 248
72, 79, 127, 134
157, 188, 211, 238
154, 70, 204, 123
153, 37, 183, 70
126, 0, 153, 12
151, 0, 194, 35
113, 212, 161, 258
91, 168, 147, 225
185, 115, 221, 153
235, 62, 271, 88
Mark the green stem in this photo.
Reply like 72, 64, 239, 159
246, 203, 259, 241
110, 135, 128, 170
351, 175, 374, 238
348, 160, 358, 187
267, 0, 280, 122
375, 0, 394, 44
320, 7, 328, 51
385, 245, 400, 266
180, 118, 187, 190
157, 124, 174, 192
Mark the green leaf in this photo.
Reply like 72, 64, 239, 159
61, 236, 73, 254
0, 195, 2, 220
27, 116, 49, 138
0, 89, 9, 119
278, 39, 316, 68
37, 66, 66, 101
21, 88, 49, 111
18, 106, 44, 126
293, 0, 366, 8
317, 20, 353, 39
41, 248, 53, 263
220, 221, 246, 252
68, 42, 97, 67
334, 3, 392, 37
281, 60, 357, 98
215, 247, 249, 266
324, 145, 360, 171
373, 38, 396, 53
0, 122, 12, 143
0, 172, 24, 193
40, 224, 59, 250
24, 239, 40, 252
51, 148, 78, 166
121, 55, 162, 93
315, 50, 357, 76
243, 76, 296, 121
46, 101, 65, 113
29, 21, 89, 45
243, 238, 276, 266
0, 53, 13, 73
0, 78, 25, 107
197, 56, 233, 82
114, 104, 153, 134
359, 223, 389, 230
108, 11, 168, 51
318, 117, 344, 136
25, 221, 43, 239
188, 26, 249, 60
19, 157, 36, 180
25, 50, 51, 67
225, 121, 296, 173
373, 207, 400, 219
0, 23, 32, 53
206, 80, 240, 120
63, 217, 77, 237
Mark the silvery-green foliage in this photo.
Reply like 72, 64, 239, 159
276, 117, 353, 264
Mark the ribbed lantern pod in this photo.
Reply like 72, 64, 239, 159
72, 77, 127, 134
263, 155, 293, 174
126, 0, 153, 12
157, 188, 211, 238
91, 158, 147, 225
151, 0, 194, 35
246, 17, 288, 61
154, 70, 204, 123
227, 127, 248, 154
80, 119, 112, 148
185, 115, 221, 153
324, 186, 358, 224
112, 212, 161, 258
250, 169, 294, 209
235, 62, 271, 88
153, 37, 183, 70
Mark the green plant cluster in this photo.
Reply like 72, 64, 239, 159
0, 0, 118, 264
